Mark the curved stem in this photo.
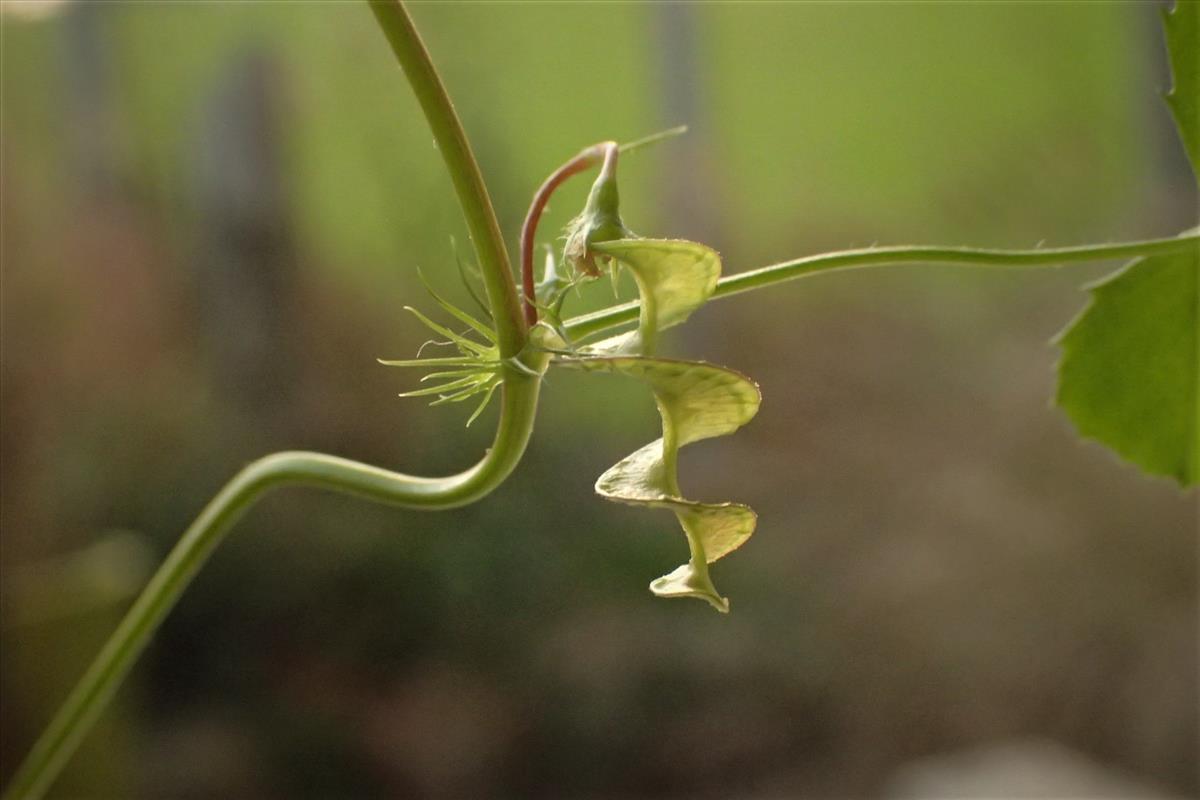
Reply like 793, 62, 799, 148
519, 142, 617, 325
3, 371, 543, 800
520, 147, 603, 324
369, 0, 526, 356
563, 234, 1200, 340
6, 4, 541, 798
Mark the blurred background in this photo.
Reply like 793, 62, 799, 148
2, 2, 1196, 798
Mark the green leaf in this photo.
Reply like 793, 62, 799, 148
589, 239, 720, 353
1163, 0, 1199, 179
557, 234, 756, 611
558, 237, 758, 610
560, 356, 761, 612
1051, 9, 1199, 487
1055, 242, 1199, 486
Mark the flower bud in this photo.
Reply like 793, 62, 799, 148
562, 144, 634, 278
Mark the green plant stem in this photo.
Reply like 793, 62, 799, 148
2, 371, 542, 800
520, 143, 610, 325
563, 234, 1200, 340
5, 3, 540, 799
369, 0, 526, 356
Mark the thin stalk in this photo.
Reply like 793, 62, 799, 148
4, 3, 540, 798
563, 234, 1200, 340
520, 142, 615, 325
618, 124, 687, 154
369, 0, 525, 356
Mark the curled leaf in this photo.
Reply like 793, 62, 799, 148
589, 239, 720, 354
557, 237, 759, 611
560, 356, 761, 611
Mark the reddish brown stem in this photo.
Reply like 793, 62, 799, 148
519, 141, 617, 326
